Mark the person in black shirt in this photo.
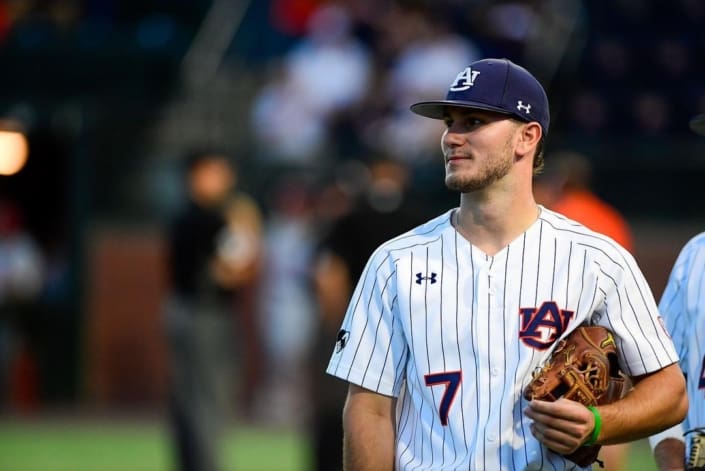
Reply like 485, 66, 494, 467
165, 150, 262, 471
311, 157, 428, 471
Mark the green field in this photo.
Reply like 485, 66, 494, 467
0, 417, 311, 471
0, 416, 658, 470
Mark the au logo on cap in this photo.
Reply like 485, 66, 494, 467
449, 67, 481, 91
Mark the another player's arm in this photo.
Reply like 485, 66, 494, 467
652, 435, 686, 471
343, 384, 396, 471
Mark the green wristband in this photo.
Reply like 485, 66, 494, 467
584, 405, 602, 446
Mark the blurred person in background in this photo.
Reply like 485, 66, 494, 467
256, 174, 317, 427
649, 113, 705, 471
164, 150, 263, 471
0, 198, 45, 412
534, 150, 634, 470
250, 3, 372, 165
534, 150, 634, 253
372, 4, 482, 164
312, 156, 428, 471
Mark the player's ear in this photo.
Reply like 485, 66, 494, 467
516, 122, 542, 158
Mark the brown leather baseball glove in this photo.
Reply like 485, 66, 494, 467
523, 325, 626, 467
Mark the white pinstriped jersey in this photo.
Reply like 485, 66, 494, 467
659, 232, 705, 436
327, 206, 678, 470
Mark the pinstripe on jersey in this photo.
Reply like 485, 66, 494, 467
658, 232, 705, 440
327, 206, 678, 470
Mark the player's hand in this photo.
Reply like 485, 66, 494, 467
524, 398, 595, 455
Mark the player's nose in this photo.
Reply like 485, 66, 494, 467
442, 127, 465, 150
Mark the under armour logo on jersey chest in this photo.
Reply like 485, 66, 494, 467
416, 272, 437, 284
519, 301, 574, 350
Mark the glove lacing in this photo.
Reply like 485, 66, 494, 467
685, 428, 705, 469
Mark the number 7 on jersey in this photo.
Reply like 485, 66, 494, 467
424, 371, 462, 426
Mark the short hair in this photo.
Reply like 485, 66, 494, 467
182, 148, 232, 175
533, 136, 545, 175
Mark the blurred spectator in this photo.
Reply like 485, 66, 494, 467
534, 150, 634, 252
632, 92, 672, 135
0, 198, 46, 412
483, 1, 541, 48
308, 159, 369, 247
256, 174, 317, 426
566, 90, 611, 133
269, 0, 323, 40
311, 156, 429, 470
284, 4, 371, 116
591, 37, 633, 83
369, 5, 481, 163
163, 150, 263, 471
251, 3, 372, 164
654, 38, 691, 81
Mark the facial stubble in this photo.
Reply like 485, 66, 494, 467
444, 136, 515, 193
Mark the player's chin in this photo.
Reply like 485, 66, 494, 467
445, 174, 460, 191
445, 174, 478, 193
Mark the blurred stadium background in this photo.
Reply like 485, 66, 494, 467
0, 0, 703, 470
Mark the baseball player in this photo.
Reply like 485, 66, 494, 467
326, 57, 687, 470
650, 113, 705, 471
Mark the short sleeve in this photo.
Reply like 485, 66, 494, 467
326, 248, 408, 397
595, 248, 678, 376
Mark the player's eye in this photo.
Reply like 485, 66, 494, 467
444, 114, 485, 129
465, 117, 483, 127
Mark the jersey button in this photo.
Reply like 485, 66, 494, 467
491, 368, 500, 376
487, 433, 497, 442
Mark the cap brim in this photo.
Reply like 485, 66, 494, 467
410, 100, 515, 120
690, 114, 705, 136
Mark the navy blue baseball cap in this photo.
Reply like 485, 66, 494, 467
690, 114, 705, 136
410, 58, 550, 136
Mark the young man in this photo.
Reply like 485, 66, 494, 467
651, 113, 705, 471
326, 58, 687, 470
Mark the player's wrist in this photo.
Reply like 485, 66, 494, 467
583, 405, 602, 446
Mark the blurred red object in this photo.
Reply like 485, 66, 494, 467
9, 343, 40, 414
270, 0, 321, 36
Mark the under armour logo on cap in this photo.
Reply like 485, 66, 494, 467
409, 58, 550, 136
517, 101, 532, 114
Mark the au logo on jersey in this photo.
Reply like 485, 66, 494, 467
449, 67, 481, 91
518, 301, 574, 350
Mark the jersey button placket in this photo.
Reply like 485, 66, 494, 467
489, 262, 506, 310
